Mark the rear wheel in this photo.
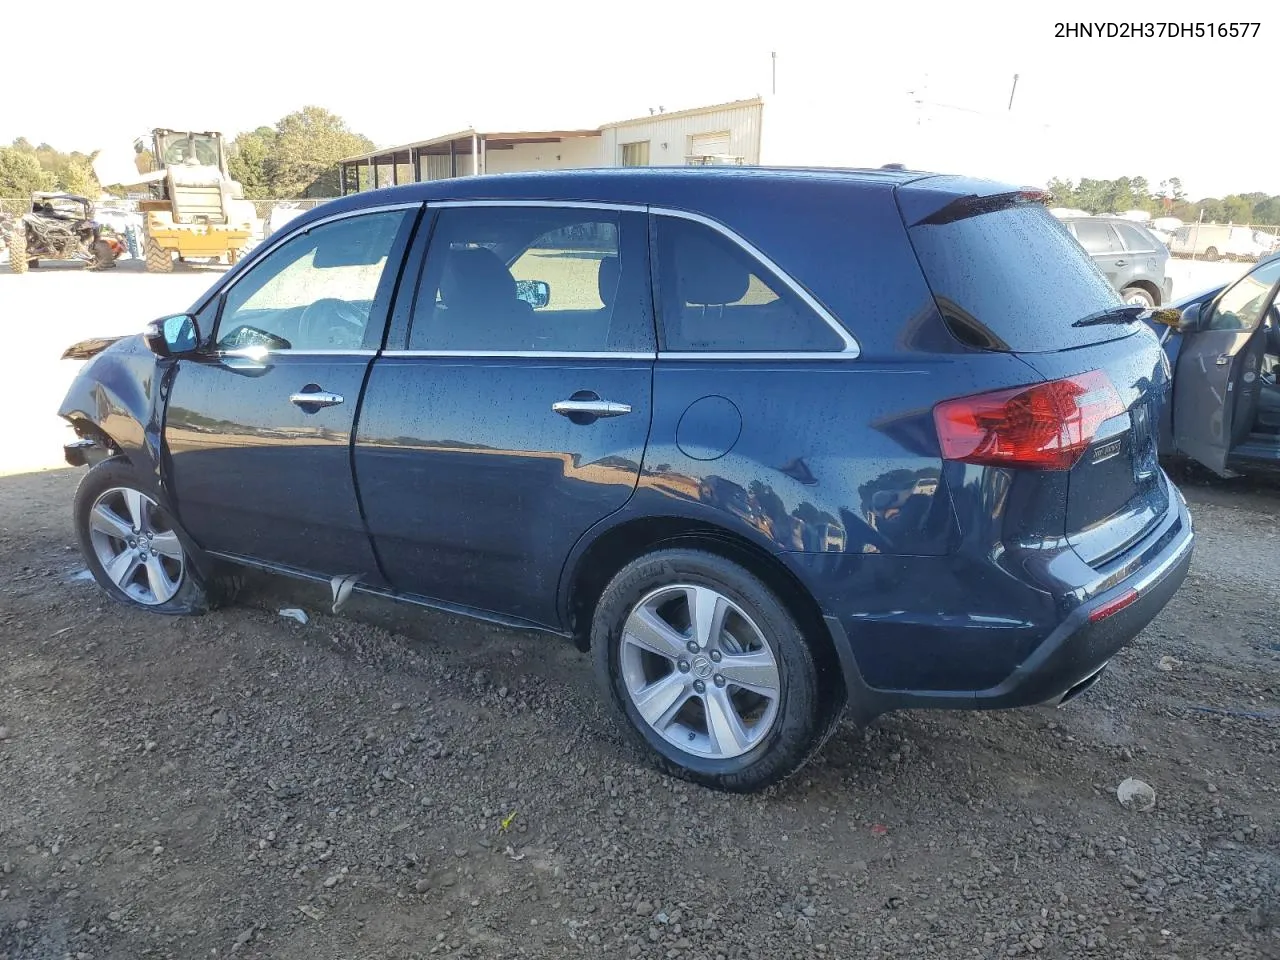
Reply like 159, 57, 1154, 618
144, 237, 174, 273
592, 549, 827, 792
1121, 286, 1156, 308
8, 229, 28, 273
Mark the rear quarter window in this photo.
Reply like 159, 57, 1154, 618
908, 201, 1135, 353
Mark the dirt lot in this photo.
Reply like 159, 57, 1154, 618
1, 261, 1278, 960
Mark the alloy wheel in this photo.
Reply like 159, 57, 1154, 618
87, 486, 185, 605
619, 584, 781, 759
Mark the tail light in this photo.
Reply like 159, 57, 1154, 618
933, 370, 1125, 471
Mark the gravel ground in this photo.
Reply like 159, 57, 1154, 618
0, 465, 1276, 960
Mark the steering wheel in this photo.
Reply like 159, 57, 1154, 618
298, 298, 367, 350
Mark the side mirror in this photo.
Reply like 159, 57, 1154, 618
516, 279, 551, 309
143, 313, 200, 358
1178, 302, 1203, 333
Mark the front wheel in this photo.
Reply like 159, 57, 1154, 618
1121, 286, 1156, 308
73, 458, 238, 615
592, 549, 828, 792
144, 237, 174, 273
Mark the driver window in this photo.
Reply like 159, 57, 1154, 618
216, 210, 409, 352
1206, 259, 1280, 332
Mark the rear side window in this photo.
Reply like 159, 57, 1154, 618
1074, 220, 1121, 254
654, 215, 844, 353
909, 202, 1131, 353
1113, 222, 1157, 252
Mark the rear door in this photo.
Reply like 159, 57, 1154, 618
1172, 257, 1280, 474
1073, 220, 1126, 288
353, 203, 656, 627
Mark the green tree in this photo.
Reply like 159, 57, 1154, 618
60, 154, 100, 197
1223, 195, 1254, 223
1252, 197, 1280, 225
1047, 177, 1079, 207
228, 125, 277, 199
0, 146, 53, 196
267, 107, 373, 198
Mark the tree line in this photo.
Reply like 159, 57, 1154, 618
0, 107, 373, 201
1047, 175, 1280, 226
0, 140, 99, 198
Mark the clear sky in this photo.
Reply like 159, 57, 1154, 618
5, 0, 1270, 198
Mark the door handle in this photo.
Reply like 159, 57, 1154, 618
1114, 259, 1127, 266
290, 389, 344, 409
552, 399, 632, 418
1215, 354, 1230, 366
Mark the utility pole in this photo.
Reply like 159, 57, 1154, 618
771, 51, 777, 95
1008, 73, 1019, 111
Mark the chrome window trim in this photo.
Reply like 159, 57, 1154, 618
658, 351, 855, 361
427, 199, 645, 213
392, 198, 861, 361
649, 206, 860, 359
217, 349, 379, 358
381, 350, 655, 360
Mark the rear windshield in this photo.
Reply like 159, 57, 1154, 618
908, 201, 1134, 353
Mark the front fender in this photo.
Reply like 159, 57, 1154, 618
58, 335, 169, 482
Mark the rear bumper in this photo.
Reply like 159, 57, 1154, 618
818, 491, 1194, 721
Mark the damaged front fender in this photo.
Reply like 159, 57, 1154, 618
58, 334, 171, 482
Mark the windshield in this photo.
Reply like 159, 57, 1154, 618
908, 201, 1134, 352
156, 132, 221, 168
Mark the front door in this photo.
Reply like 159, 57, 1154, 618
355, 204, 656, 626
1173, 256, 1280, 474
164, 206, 419, 578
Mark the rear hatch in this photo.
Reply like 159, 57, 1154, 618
900, 179, 1171, 566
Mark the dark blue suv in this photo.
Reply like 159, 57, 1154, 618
58, 167, 1194, 792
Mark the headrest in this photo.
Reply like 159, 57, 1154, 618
440, 247, 516, 308
597, 255, 620, 307
674, 232, 750, 306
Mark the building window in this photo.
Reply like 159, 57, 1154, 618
620, 141, 650, 166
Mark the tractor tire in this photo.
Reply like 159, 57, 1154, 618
8, 229, 28, 273
144, 238, 174, 273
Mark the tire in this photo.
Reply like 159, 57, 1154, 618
144, 237, 174, 273
592, 548, 826, 792
1120, 286, 1156, 308
90, 238, 115, 270
1204, 246, 1220, 262
73, 458, 240, 615
8, 229, 28, 273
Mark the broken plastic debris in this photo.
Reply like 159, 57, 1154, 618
330, 573, 361, 614
278, 608, 309, 625
1116, 777, 1156, 812
870, 823, 889, 836
500, 811, 517, 831
1156, 655, 1182, 672
297, 904, 323, 921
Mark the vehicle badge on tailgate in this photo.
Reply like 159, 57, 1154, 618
1092, 438, 1123, 464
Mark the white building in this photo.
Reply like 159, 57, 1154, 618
338, 93, 1061, 193
337, 99, 764, 192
